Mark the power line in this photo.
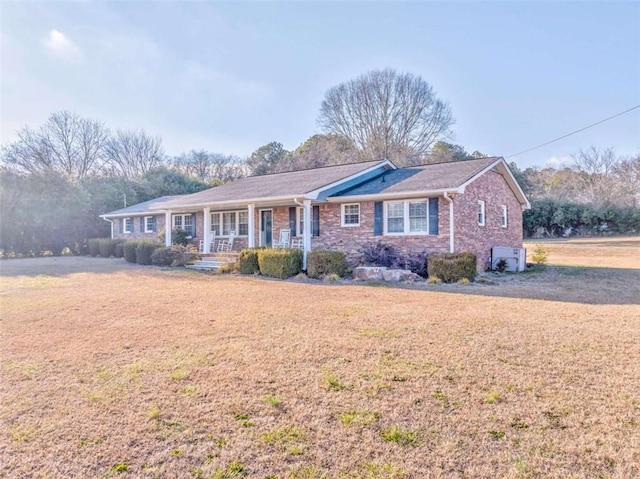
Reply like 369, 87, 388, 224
507, 104, 640, 159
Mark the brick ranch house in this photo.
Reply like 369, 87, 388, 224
101, 157, 530, 271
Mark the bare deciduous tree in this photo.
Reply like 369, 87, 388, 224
318, 68, 454, 165
172, 150, 248, 184
572, 147, 620, 205
105, 129, 164, 178
1, 111, 109, 180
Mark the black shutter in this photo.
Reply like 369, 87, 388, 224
429, 198, 439, 235
120, 218, 123, 233
373, 202, 383, 236
152, 216, 156, 232
289, 207, 297, 236
312, 205, 320, 237
139, 217, 144, 232
191, 214, 196, 237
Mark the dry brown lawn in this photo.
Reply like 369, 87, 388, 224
1, 238, 639, 478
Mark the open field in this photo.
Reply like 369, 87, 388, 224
1, 238, 639, 478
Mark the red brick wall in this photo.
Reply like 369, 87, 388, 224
310, 200, 451, 264
452, 170, 524, 270
111, 214, 166, 241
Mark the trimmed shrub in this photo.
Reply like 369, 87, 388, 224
114, 241, 125, 258
238, 248, 263, 275
123, 241, 139, 263
257, 249, 303, 279
98, 239, 119, 258
427, 252, 477, 283
136, 241, 162, 265
172, 229, 189, 246
151, 246, 183, 266
307, 251, 347, 279
88, 238, 101, 257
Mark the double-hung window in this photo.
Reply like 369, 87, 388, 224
210, 210, 248, 236
144, 216, 155, 233
478, 201, 486, 226
341, 203, 360, 227
384, 200, 429, 234
173, 214, 193, 237
123, 217, 133, 234
295, 207, 304, 236
501, 205, 508, 228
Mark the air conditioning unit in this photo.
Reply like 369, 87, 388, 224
491, 246, 527, 272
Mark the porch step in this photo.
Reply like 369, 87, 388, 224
186, 253, 238, 271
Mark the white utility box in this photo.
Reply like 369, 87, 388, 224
491, 246, 527, 272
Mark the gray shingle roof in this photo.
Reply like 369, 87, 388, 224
156, 160, 387, 209
333, 157, 501, 197
101, 196, 181, 217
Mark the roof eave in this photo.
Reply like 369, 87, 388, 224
327, 188, 458, 202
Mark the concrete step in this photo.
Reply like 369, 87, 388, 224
186, 258, 235, 271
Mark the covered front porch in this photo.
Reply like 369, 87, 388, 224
162, 200, 319, 268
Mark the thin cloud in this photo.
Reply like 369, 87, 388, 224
43, 29, 80, 60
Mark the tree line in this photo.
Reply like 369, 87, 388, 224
1, 68, 638, 256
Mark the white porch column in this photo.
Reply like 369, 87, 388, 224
247, 204, 256, 248
302, 199, 312, 269
203, 207, 211, 253
165, 210, 172, 246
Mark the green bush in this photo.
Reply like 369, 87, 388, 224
257, 248, 303, 279
88, 238, 101, 257
307, 251, 347, 279
98, 238, 119, 258
427, 252, 477, 283
172, 229, 190, 246
136, 241, 162, 265
123, 241, 139, 263
237, 248, 264, 274
151, 246, 183, 266
114, 241, 125, 258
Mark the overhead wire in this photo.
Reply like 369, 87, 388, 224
507, 104, 640, 158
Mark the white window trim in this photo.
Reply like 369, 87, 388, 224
382, 199, 430, 236
209, 210, 249, 237
295, 207, 304, 237
172, 214, 193, 238
501, 205, 508, 228
144, 216, 154, 233
478, 200, 486, 226
341, 203, 361, 227
123, 217, 132, 234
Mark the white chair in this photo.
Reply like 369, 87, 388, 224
290, 238, 303, 250
217, 230, 236, 252
199, 233, 216, 253
273, 229, 291, 249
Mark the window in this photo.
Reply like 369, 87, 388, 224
501, 205, 508, 228
478, 200, 486, 226
341, 203, 360, 227
386, 202, 404, 233
211, 213, 221, 236
210, 210, 248, 236
123, 217, 133, 234
173, 214, 193, 237
409, 201, 428, 233
384, 200, 429, 235
144, 216, 154, 233
238, 211, 248, 236
295, 207, 304, 236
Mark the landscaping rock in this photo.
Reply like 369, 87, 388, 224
353, 266, 387, 281
382, 269, 425, 283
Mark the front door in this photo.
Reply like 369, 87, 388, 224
260, 210, 272, 247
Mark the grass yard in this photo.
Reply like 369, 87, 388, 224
1, 238, 639, 478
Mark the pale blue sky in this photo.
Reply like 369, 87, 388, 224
1, 1, 639, 168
